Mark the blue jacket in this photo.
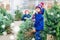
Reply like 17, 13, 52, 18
22, 14, 31, 21
41, 8, 45, 15
34, 8, 44, 31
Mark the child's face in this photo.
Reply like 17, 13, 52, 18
26, 11, 29, 14
25, 11, 29, 14
35, 8, 41, 12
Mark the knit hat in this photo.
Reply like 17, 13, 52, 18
35, 6, 41, 9
24, 10, 29, 13
37, 2, 44, 8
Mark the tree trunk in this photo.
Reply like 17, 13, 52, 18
47, 34, 56, 40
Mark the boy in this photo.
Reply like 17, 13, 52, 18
22, 10, 31, 21
32, 6, 44, 40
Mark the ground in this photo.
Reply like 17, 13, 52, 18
0, 21, 22, 40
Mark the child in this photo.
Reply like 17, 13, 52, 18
32, 6, 44, 40
22, 10, 31, 21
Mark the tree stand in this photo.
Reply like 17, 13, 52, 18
47, 34, 56, 40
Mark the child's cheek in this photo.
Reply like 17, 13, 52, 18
26, 12, 29, 14
38, 9, 40, 12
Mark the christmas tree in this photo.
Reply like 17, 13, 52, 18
15, 10, 22, 21
0, 7, 14, 35
17, 18, 34, 40
44, 1, 60, 40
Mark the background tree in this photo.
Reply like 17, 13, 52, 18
44, 1, 60, 40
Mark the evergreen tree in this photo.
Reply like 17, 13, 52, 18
17, 18, 34, 40
44, 1, 60, 40
0, 7, 14, 35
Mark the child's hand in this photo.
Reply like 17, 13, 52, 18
32, 28, 36, 32
24, 17, 28, 19
33, 10, 36, 14
32, 19, 35, 22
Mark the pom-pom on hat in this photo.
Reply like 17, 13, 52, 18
37, 2, 44, 8
40, 2, 44, 6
